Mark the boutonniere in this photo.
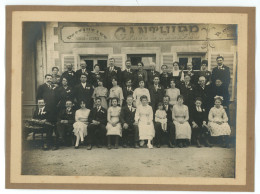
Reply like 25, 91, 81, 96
202, 109, 205, 112
131, 108, 136, 112
187, 85, 191, 88
67, 112, 72, 114
114, 69, 117, 73
42, 111, 46, 115
66, 90, 71, 93
86, 87, 90, 90
100, 110, 105, 113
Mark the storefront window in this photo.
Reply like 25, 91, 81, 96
127, 54, 156, 70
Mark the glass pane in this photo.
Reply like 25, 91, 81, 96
84, 60, 94, 72
179, 58, 188, 70
192, 57, 201, 70
97, 60, 107, 71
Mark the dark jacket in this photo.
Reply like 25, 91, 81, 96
36, 83, 56, 112
74, 83, 94, 109
88, 106, 107, 125
91, 72, 104, 87
104, 66, 122, 88
180, 82, 196, 107
55, 86, 74, 110
160, 73, 173, 89
120, 105, 136, 125
33, 107, 49, 121
190, 105, 207, 126
121, 69, 135, 86
211, 65, 231, 89
194, 84, 212, 111
209, 84, 230, 108
149, 84, 165, 110
163, 104, 173, 123
75, 69, 92, 85
60, 71, 77, 87
147, 70, 160, 87
57, 108, 75, 124
184, 70, 198, 85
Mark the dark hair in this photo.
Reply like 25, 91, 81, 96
140, 95, 148, 101
157, 102, 164, 108
52, 67, 59, 71
125, 60, 131, 64
161, 64, 168, 69
45, 74, 53, 79
201, 60, 208, 66
111, 76, 118, 82
173, 61, 179, 66
138, 78, 145, 84
153, 75, 160, 80
79, 100, 86, 105
215, 78, 223, 82
37, 98, 45, 102
125, 79, 132, 83
95, 97, 102, 101
170, 79, 176, 84
195, 97, 203, 103
65, 99, 73, 103
61, 77, 68, 82
94, 64, 100, 68
109, 57, 115, 62
80, 73, 87, 78
163, 95, 170, 100
184, 74, 191, 78
216, 56, 224, 60
126, 95, 133, 99
177, 95, 184, 101
138, 62, 144, 67
111, 97, 119, 103
97, 79, 103, 83
214, 96, 223, 103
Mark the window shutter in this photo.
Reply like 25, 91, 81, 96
209, 52, 236, 101
161, 53, 174, 73
61, 54, 77, 72
108, 54, 126, 70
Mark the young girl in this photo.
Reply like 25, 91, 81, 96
208, 96, 231, 148
92, 79, 108, 109
134, 95, 155, 149
190, 98, 212, 148
133, 79, 151, 108
155, 102, 167, 132
165, 79, 180, 106
108, 77, 124, 107
106, 97, 122, 149
73, 100, 91, 149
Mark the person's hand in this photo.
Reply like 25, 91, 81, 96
112, 122, 117, 127
123, 123, 129, 129
61, 120, 68, 124
216, 121, 222, 125
179, 120, 184, 124
92, 120, 98, 125
192, 121, 198, 128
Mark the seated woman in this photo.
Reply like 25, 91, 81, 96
73, 100, 91, 149
133, 79, 151, 108
172, 95, 192, 148
108, 77, 124, 107
208, 96, 231, 148
106, 97, 122, 149
92, 79, 108, 109
165, 79, 180, 106
134, 95, 155, 149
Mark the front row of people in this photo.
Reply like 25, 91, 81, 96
33, 94, 231, 150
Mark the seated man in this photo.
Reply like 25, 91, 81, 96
154, 95, 176, 148
87, 97, 107, 150
55, 100, 75, 149
120, 95, 139, 148
32, 98, 53, 150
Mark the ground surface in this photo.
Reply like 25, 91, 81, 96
22, 143, 235, 178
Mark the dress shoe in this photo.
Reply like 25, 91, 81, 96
114, 144, 119, 149
122, 144, 127, 148
140, 140, 145, 147
107, 145, 112, 150
156, 144, 161, 148
134, 143, 140, 148
87, 145, 92, 150
178, 142, 183, 148
168, 142, 175, 148
147, 143, 153, 149
74, 146, 79, 149
97, 144, 102, 148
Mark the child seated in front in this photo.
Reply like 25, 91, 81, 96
155, 102, 167, 132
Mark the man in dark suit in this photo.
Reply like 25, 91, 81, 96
149, 76, 165, 112
184, 62, 197, 85
104, 58, 122, 89
74, 73, 94, 109
211, 56, 231, 90
87, 97, 107, 150
36, 74, 57, 123
32, 99, 53, 150
91, 64, 104, 87
180, 74, 196, 111
154, 95, 175, 148
122, 79, 135, 106
120, 95, 139, 148
75, 60, 92, 85
160, 64, 172, 89
55, 100, 75, 149
147, 63, 160, 88
60, 63, 77, 87
121, 60, 135, 87
194, 76, 212, 114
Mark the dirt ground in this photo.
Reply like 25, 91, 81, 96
22, 141, 235, 178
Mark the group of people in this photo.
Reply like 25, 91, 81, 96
33, 56, 232, 150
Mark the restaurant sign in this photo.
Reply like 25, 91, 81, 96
61, 24, 237, 43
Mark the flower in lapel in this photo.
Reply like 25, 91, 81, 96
41, 111, 46, 115
66, 90, 71, 93
202, 109, 205, 112
86, 87, 90, 90
131, 107, 136, 112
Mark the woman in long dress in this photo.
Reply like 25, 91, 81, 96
92, 79, 108, 109
165, 79, 180, 106
134, 95, 155, 149
133, 79, 150, 108
172, 95, 192, 148
106, 97, 122, 149
108, 77, 124, 107
208, 96, 231, 148
73, 100, 91, 149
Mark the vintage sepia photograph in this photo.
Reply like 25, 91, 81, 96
6, 6, 255, 191
22, 22, 237, 177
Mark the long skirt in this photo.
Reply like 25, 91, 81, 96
208, 122, 231, 136
73, 122, 88, 137
138, 121, 155, 140
174, 121, 192, 140
106, 118, 122, 137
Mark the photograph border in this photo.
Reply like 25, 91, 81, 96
5, 6, 255, 191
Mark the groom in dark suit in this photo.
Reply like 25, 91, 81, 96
120, 95, 139, 148
87, 97, 107, 150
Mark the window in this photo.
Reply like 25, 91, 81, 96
127, 54, 156, 70
177, 53, 206, 70
80, 55, 108, 72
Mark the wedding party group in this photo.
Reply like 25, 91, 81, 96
32, 56, 232, 151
